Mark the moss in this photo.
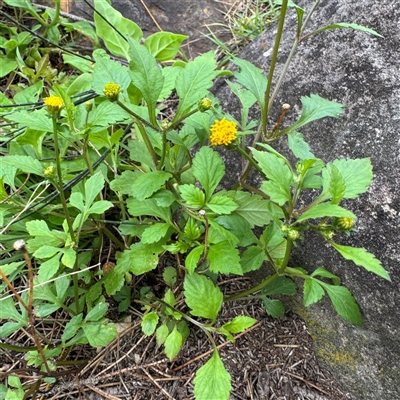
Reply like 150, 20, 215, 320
291, 302, 360, 370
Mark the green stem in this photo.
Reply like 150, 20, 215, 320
51, 115, 79, 307
102, 226, 126, 250
169, 108, 199, 131
262, 0, 289, 135
136, 120, 159, 168
236, 146, 267, 178
158, 130, 168, 170
278, 238, 292, 275
224, 273, 278, 302
116, 100, 160, 132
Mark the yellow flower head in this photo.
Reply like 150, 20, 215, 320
103, 83, 121, 101
210, 118, 237, 146
44, 96, 64, 114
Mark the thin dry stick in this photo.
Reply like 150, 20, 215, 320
141, 367, 176, 400
94, 333, 147, 378
0, 269, 28, 309
285, 371, 330, 396
138, 0, 163, 31
85, 384, 122, 400
171, 322, 261, 372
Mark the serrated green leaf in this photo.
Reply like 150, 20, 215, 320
131, 171, 172, 201
142, 311, 159, 335
164, 326, 183, 360
227, 191, 272, 228
285, 94, 344, 132
90, 102, 129, 131
318, 282, 362, 326
175, 51, 217, 119
141, 223, 171, 244
38, 253, 61, 283
207, 194, 238, 215
215, 214, 256, 247
329, 164, 346, 204
163, 266, 177, 287
84, 172, 104, 208
61, 248, 76, 268
156, 323, 170, 346
262, 276, 296, 296
115, 242, 161, 276
33, 245, 60, 259
6, 109, 53, 132
303, 279, 325, 307
330, 243, 390, 280
87, 200, 114, 215
207, 241, 242, 275
93, 0, 142, 59
192, 147, 225, 200
288, 131, 315, 159
184, 218, 201, 240
3, 155, 44, 176
185, 245, 204, 274
158, 65, 183, 101
55, 276, 70, 300
208, 220, 239, 246
252, 148, 292, 206
91, 52, 131, 94
127, 198, 171, 223
128, 38, 164, 123
110, 170, 140, 196
85, 302, 108, 322
226, 81, 257, 109
184, 273, 223, 321
82, 321, 118, 347
232, 57, 268, 108
144, 31, 188, 62
221, 316, 257, 335
240, 246, 265, 273
194, 350, 231, 400
327, 158, 373, 199
296, 203, 355, 223
310, 267, 341, 285
261, 297, 285, 318
179, 184, 205, 208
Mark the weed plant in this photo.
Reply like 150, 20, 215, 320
0, 0, 390, 399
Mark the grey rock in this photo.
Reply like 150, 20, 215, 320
213, 0, 400, 399
70, 0, 230, 56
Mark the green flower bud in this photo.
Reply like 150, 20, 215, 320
198, 97, 212, 112
103, 83, 121, 101
334, 217, 355, 231
287, 228, 300, 241
321, 229, 335, 240
44, 165, 57, 179
85, 101, 93, 112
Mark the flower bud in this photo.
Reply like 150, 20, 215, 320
321, 229, 335, 240
85, 101, 93, 112
198, 98, 212, 112
286, 228, 300, 241
44, 165, 57, 179
334, 217, 355, 231
103, 83, 121, 101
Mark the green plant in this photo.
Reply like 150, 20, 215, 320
0, 1, 389, 399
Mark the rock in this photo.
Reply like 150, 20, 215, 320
212, 0, 400, 398
70, 0, 231, 56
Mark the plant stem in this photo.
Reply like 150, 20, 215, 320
278, 238, 292, 275
116, 100, 160, 132
224, 273, 278, 302
135, 120, 159, 168
262, 0, 289, 135
51, 115, 80, 308
236, 146, 267, 178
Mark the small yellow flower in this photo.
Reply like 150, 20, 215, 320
210, 118, 237, 146
44, 165, 56, 179
44, 96, 64, 114
103, 83, 121, 101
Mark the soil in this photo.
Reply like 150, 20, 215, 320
0, 1, 354, 399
